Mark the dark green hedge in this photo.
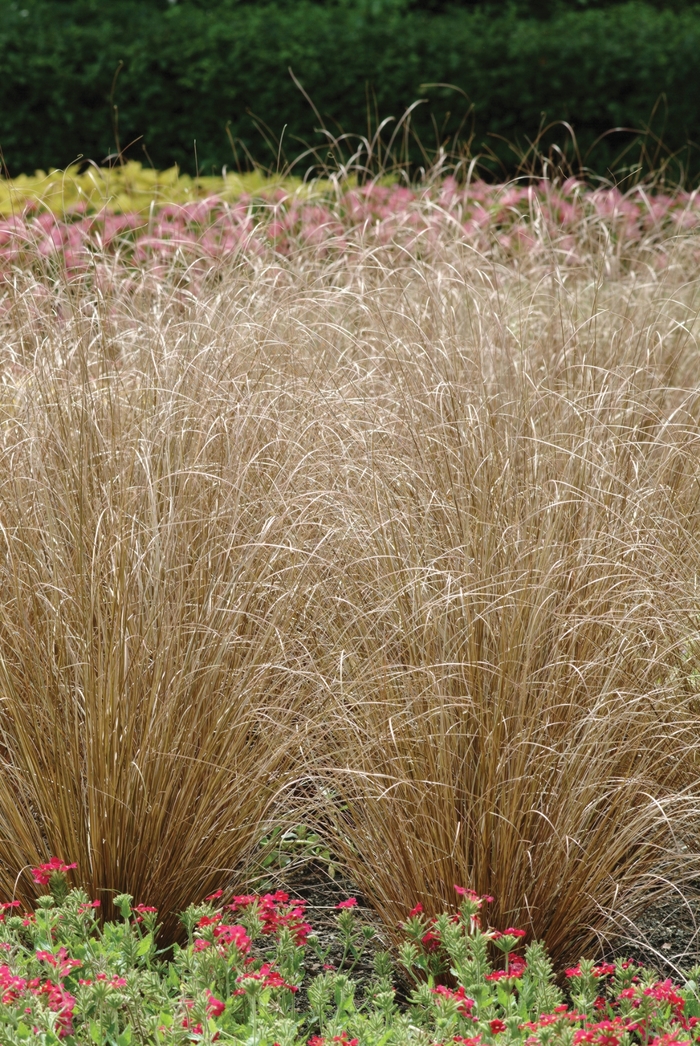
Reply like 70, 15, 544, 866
2, 0, 700, 179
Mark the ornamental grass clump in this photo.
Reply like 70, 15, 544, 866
310, 248, 700, 964
0, 277, 332, 925
1, 172, 700, 959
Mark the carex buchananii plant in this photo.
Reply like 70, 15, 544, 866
1, 181, 700, 960
0, 266, 346, 931
296, 211, 700, 968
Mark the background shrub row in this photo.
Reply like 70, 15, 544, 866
2, 0, 700, 180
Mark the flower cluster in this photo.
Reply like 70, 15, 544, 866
2, 176, 700, 283
0, 858, 698, 1045
229, 887, 313, 945
30, 858, 77, 887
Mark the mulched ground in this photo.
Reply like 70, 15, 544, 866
603, 894, 700, 977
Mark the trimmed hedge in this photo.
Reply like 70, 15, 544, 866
1, 0, 700, 179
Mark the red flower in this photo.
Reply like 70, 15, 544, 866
213, 923, 251, 953
229, 894, 258, 909
408, 902, 423, 917
336, 898, 358, 909
643, 980, 684, 1008
237, 963, 298, 992
205, 889, 224, 902
431, 985, 475, 1016
31, 858, 77, 887
490, 1019, 507, 1034
206, 991, 226, 1018
421, 928, 441, 952
77, 900, 100, 914
454, 886, 493, 903
197, 914, 221, 928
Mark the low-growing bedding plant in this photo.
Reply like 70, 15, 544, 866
0, 861, 699, 1046
2, 174, 700, 280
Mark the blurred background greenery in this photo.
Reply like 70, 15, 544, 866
2, 0, 699, 182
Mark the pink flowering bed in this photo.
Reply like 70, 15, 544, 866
0, 861, 699, 1046
1, 179, 699, 280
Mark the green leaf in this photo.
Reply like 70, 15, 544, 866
136, 931, 153, 956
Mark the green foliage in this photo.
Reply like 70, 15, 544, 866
253, 825, 339, 885
1, 874, 699, 1045
1, 0, 700, 179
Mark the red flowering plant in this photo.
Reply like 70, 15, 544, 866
0, 862, 699, 1045
31, 858, 77, 906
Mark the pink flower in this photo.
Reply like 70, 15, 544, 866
205, 889, 224, 902
77, 900, 100, 913
454, 885, 493, 904
206, 990, 226, 1018
336, 898, 358, 909
35, 947, 81, 977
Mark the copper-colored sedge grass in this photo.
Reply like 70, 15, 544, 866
0, 279, 328, 934
0, 183, 700, 962
295, 204, 700, 969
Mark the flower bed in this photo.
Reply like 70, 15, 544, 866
1, 169, 700, 280
1, 863, 699, 1045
